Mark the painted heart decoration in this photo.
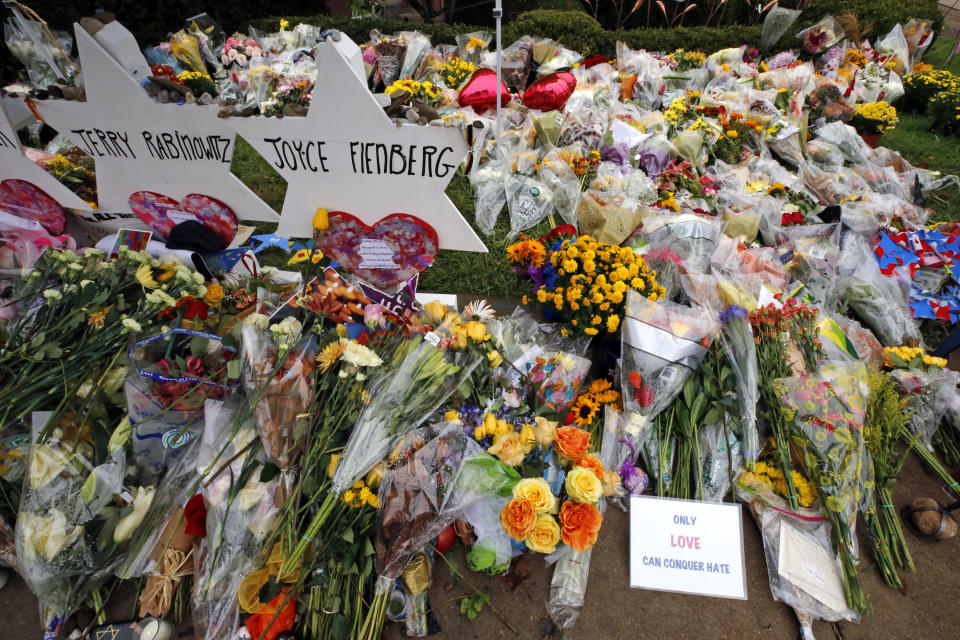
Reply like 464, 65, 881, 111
0, 179, 67, 234
315, 211, 438, 291
129, 191, 238, 246
458, 68, 511, 114
521, 71, 577, 112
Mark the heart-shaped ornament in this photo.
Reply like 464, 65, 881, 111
458, 68, 511, 114
129, 191, 238, 245
0, 179, 66, 234
315, 211, 438, 290
522, 71, 577, 111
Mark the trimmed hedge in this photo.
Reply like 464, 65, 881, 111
247, 10, 766, 57
800, 0, 943, 35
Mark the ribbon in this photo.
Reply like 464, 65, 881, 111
140, 547, 193, 617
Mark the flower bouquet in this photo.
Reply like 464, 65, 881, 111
220, 33, 262, 69
241, 319, 315, 492
529, 235, 665, 338
775, 363, 871, 612
718, 305, 760, 469
616, 292, 719, 499
125, 328, 236, 477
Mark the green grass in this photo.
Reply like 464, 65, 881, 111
921, 36, 960, 75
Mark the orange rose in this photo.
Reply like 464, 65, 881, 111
554, 426, 591, 462
559, 500, 603, 552
576, 453, 604, 481
500, 497, 537, 541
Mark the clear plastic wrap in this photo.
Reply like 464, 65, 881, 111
837, 234, 921, 346
241, 325, 315, 482
778, 223, 841, 309
616, 42, 664, 110
641, 213, 721, 274
399, 31, 431, 80
617, 293, 719, 492
796, 16, 843, 55
125, 328, 236, 477
875, 24, 909, 76
505, 173, 555, 238
470, 163, 507, 235
456, 31, 491, 65
718, 305, 760, 469
331, 338, 480, 495
737, 476, 859, 637
538, 150, 583, 226
761, 6, 802, 52
371, 30, 405, 87
4, 7, 77, 89
891, 368, 960, 452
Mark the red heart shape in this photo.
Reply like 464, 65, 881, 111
315, 211, 438, 291
458, 68, 511, 114
522, 71, 577, 112
128, 191, 238, 246
0, 179, 66, 234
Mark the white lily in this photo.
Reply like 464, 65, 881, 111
18, 509, 83, 563
113, 486, 155, 543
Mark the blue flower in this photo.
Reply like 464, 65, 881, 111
719, 305, 748, 324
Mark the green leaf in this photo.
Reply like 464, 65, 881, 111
331, 614, 351, 640
342, 528, 354, 544
258, 575, 281, 604
682, 375, 695, 408
702, 407, 721, 426
227, 359, 241, 379
259, 462, 280, 484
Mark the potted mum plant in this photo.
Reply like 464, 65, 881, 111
848, 101, 898, 148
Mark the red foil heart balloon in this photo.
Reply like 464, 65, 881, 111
521, 71, 577, 111
315, 211, 438, 291
458, 68, 511, 114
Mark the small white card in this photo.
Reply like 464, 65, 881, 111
167, 209, 200, 226
357, 238, 399, 269
777, 521, 848, 613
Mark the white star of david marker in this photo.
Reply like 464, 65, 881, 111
228, 40, 487, 253
0, 96, 92, 212
30, 24, 279, 224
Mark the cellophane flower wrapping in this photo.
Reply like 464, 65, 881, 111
775, 363, 873, 611
373, 423, 490, 592
761, 6, 802, 51
718, 305, 760, 468
126, 328, 236, 477
241, 325, 315, 483
616, 292, 719, 498
331, 337, 480, 496
890, 367, 960, 452
470, 163, 508, 236
3, 7, 77, 89
837, 234, 921, 346
16, 418, 138, 637
546, 405, 623, 629
641, 213, 721, 274
192, 398, 280, 640
736, 471, 860, 637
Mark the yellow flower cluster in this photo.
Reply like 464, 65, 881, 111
663, 97, 689, 126
47, 153, 76, 174
385, 78, 442, 101
741, 461, 818, 508
883, 345, 947, 370
534, 236, 664, 337
853, 101, 898, 132
176, 70, 211, 82
441, 57, 476, 90
342, 479, 378, 509
570, 379, 621, 426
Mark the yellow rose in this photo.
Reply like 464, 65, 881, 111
487, 349, 504, 367
487, 432, 530, 466
565, 466, 603, 504
443, 409, 461, 423
518, 423, 537, 448
465, 320, 489, 341
513, 477, 558, 514
423, 300, 447, 322
533, 416, 557, 446
524, 514, 561, 554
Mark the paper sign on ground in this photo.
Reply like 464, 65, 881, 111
629, 495, 747, 600
777, 520, 848, 612
415, 292, 458, 310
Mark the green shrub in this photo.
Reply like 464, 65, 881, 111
799, 0, 943, 35
928, 88, 960, 135
502, 9, 609, 54
901, 70, 960, 113
613, 24, 762, 54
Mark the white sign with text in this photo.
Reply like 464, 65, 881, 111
629, 495, 747, 600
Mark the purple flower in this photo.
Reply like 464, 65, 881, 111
719, 305, 748, 325
636, 146, 670, 177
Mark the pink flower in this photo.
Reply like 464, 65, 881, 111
364, 304, 386, 330
186, 356, 205, 378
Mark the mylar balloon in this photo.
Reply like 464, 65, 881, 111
521, 71, 577, 111
458, 68, 511, 113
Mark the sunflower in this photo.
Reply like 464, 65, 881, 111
588, 378, 612, 394
316, 339, 346, 372
570, 394, 601, 427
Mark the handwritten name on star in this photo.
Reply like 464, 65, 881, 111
261, 136, 457, 179
67, 126, 232, 163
